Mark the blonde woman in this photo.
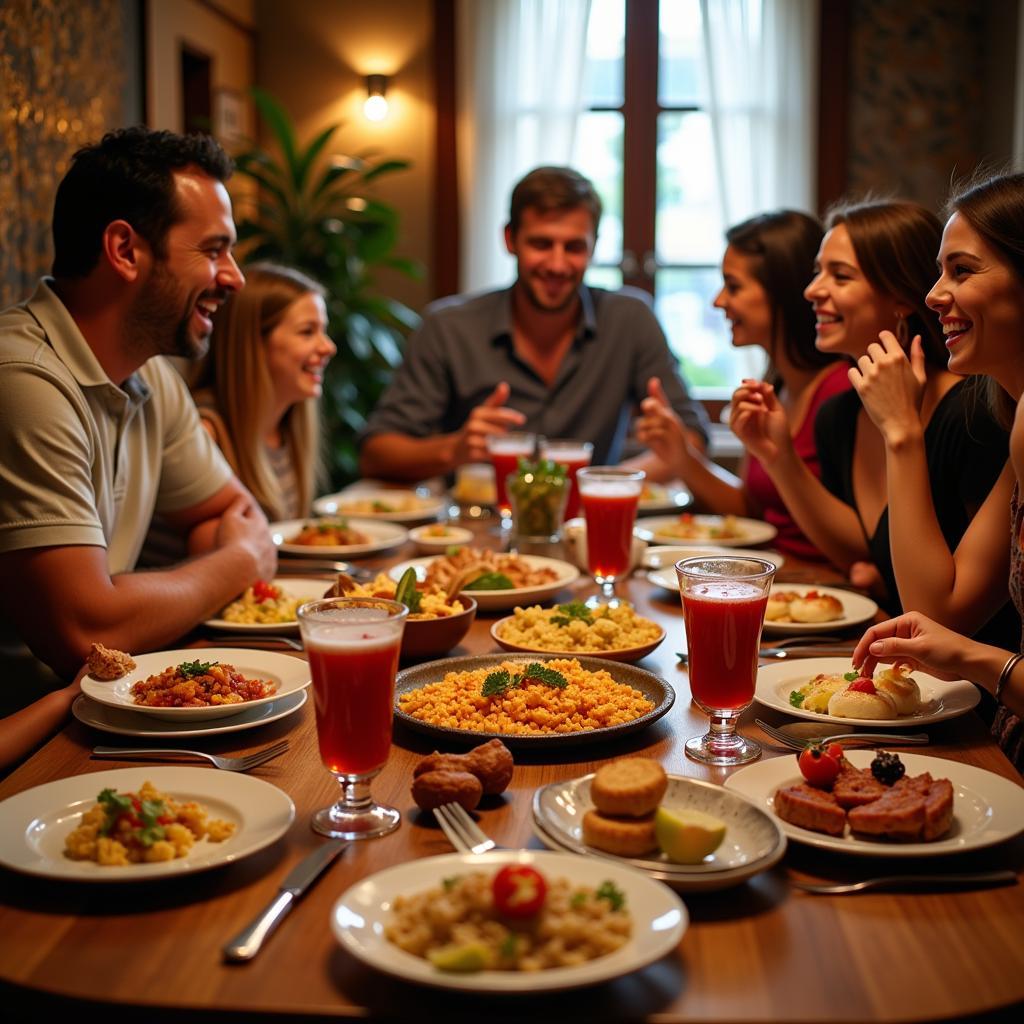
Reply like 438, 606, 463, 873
191, 263, 336, 521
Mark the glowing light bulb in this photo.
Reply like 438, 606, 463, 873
363, 94, 388, 121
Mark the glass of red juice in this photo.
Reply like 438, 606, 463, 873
577, 466, 645, 606
297, 597, 408, 839
486, 432, 536, 520
539, 438, 593, 520
676, 556, 775, 766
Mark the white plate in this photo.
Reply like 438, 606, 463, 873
407, 523, 475, 554
71, 689, 307, 738
312, 489, 445, 523
204, 577, 330, 632
637, 482, 693, 515
754, 657, 980, 728
270, 518, 408, 558
532, 774, 786, 891
0, 766, 295, 881
636, 515, 778, 547
387, 555, 580, 612
725, 750, 1024, 857
80, 648, 310, 722
762, 583, 878, 635
331, 849, 687, 992
644, 545, 786, 592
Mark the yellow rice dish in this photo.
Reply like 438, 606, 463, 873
333, 573, 466, 619
397, 657, 655, 735
64, 780, 236, 866
219, 581, 300, 625
497, 602, 662, 654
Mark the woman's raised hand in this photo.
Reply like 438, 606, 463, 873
636, 376, 689, 473
849, 331, 927, 447
729, 379, 791, 466
852, 611, 968, 682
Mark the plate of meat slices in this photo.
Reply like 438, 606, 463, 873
762, 584, 878, 635
724, 750, 1024, 857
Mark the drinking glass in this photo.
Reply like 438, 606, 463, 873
539, 438, 593, 520
297, 597, 408, 839
675, 556, 776, 766
577, 466, 645, 605
486, 432, 537, 520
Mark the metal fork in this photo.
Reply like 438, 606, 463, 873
755, 718, 929, 750
91, 739, 289, 772
434, 802, 501, 854
791, 870, 1017, 894
209, 635, 303, 651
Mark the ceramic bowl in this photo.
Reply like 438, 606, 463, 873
400, 596, 477, 658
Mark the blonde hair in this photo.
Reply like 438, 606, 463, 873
192, 263, 328, 520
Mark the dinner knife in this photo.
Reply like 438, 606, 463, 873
223, 840, 348, 962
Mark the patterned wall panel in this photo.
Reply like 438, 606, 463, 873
846, 0, 985, 213
1, 0, 128, 308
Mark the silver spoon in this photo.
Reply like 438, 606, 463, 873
755, 718, 929, 749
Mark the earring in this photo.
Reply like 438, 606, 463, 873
895, 311, 909, 347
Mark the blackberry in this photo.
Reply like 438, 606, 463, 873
870, 750, 905, 785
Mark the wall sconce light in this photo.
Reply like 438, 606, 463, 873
363, 74, 389, 122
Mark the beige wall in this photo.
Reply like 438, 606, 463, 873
255, 0, 434, 312
146, 0, 256, 138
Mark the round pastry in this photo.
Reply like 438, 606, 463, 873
874, 663, 921, 715
789, 590, 844, 623
765, 592, 796, 622
582, 809, 658, 857
828, 684, 897, 720
590, 758, 668, 818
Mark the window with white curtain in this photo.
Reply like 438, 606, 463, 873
458, 0, 817, 397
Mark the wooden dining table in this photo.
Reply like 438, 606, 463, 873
1, 516, 1022, 1022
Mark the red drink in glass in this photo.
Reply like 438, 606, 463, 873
486, 433, 536, 515
540, 439, 593, 520
307, 632, 402, 774
682, 581, 768, 710
581, 487, 639, 577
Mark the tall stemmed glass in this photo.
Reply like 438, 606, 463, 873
675, 556, 775, 766
297, 597, 408, 839
577, 466, 645, 606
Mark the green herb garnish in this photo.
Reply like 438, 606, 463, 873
570, 891, 587, 908
499, 933, 518, 958
595, 880, 626, 911
550, 601, 594, 628
481, 663, 568, 698
371, 500, 394, 512
789, 690, 805, 708
394, 566, 423, 613
843, 671, 859, 682
463, 572, 515, 591
176, 660, 217, 679
442, 875, 461, 892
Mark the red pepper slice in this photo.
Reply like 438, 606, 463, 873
492, 865, 548, 918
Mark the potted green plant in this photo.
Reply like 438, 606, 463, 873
231, 87, 420, 484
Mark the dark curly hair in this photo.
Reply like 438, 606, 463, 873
52, 126, 233, 278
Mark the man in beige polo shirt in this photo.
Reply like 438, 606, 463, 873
0, 127, 276, 724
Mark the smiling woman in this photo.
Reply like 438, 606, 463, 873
187, 263, 336, 521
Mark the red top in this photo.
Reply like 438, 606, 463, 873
743, 364, 852, 561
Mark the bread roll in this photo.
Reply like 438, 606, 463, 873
789, 591, 843, 623
828, 686, 897, 720
590, 758, 668, 818
874, 664, 921, 715
582, 809, 658, 857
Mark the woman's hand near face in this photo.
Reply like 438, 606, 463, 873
729, 380, 792, 467
849, 332, 927, 448
636, 377, 689, 474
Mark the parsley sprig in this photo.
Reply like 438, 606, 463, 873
843, 670, 859, 681
595, 880, 626, 911
550, 601, 594, 628
789, 690, 805, 708
176, 660, 217, 679
97, 788, 168, 847
481, 662, 569, 698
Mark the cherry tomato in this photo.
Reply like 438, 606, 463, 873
252, 580, 280, 603
492, 865, 548, 918
797, 742, 842, 787
848, 677, 877, 694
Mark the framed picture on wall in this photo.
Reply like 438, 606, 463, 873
213, 88, 244, 144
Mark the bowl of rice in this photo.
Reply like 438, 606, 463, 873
491, 602, 665, 663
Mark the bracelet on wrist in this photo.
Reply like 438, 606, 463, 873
995, 652, 1024, 703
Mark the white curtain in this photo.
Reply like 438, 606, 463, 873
456, 0, 593, 294
700, 0, 818, 225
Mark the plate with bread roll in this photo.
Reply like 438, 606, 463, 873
754, 657, 980, 728
531, 757, 786, 891
762, 584, 878, 635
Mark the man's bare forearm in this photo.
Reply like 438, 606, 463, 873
359, 432, 458, 481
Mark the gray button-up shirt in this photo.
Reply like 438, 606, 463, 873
361, 285, 709, 465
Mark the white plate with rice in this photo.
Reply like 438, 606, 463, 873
312, 488, 445, 523
80, 648, 311, 722
204, 576, 329, 633
331, 849, 687, 992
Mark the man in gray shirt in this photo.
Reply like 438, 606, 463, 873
359, 167, 708, 480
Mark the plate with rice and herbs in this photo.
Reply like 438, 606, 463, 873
491, 601, 665, 663
394, 653, 674, 748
